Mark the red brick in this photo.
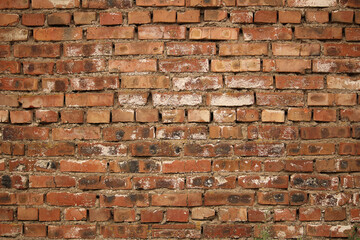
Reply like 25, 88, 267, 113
279, 11, 301, 23
100, 193, 149, 207
64, 43, 112, 57
141, 209, 163, 223
288, 0, 336, 7
275, 75, 324, 89
230, 10, 253, 23
109, 59, 157, 72
237, 109, 259, 122
118, 91, 149, 105
237, 0, 284, 6
190, 27, 239, 40
324, 43, 360, 57
0, 29, 28, 42
22, 13, 45, 26
15, 44, 60, 58
35, 110, 57, 123
160, 59, 209, 72
130, 142, 180, 157
0, 0, 29, 9
17, 193, 44, 206
24, 224, 46, 237
116, 42, 163, 55
204, 191, 254, 206
219, 43, 268, 56
341, 0, 360, 8
100, 12, 123, 25
153, 10, 176, 22
74, 12, 96, 25
3, 126, 49, 140
243, 27, 292, 40
78, 143, 126, 156
263, 59, 311, 73
0, 209, 13, 221
299, 208, 321, 221
341, 109, 360, 122
152, 193, 201, 206
274, 208, 296, 221
203, 224, 251, 238
204, 10, 227, 21
10, 111, 32, 124
82, 0, 132, 8
57, 59, 106, 74
191, 208, 215, 220
272, 43, 321, 56
138, 25, 186, 39
23, 62, 54, 75
27, 142, 75, 156
61, 110, 83, 123
18, 207, 38, 220
178, 10, 200, 23
257, 92, 304, 106
87, 110, 110, 123
34, 28, 82, 41
128, 11, 151, 24
0, 61, 20, 74
136, 108, 159, 122
47, 192, 96, 207
0, 45, 10, 58
48, 12, 71, 25
0, 14, 19, 26
0, 77, 38, 91
248, 209, 267, 222
324, 207, 346, 221
162, 160, 211, 173
42, 78, 68, 92
121, 75, 169, 89
167, 42, 215, 55
60, 160, 106, 172
0, 223, 22, 237
313, 109, 337, 122
254, 10, 277, 23
301, 126, 350, 139
306, 11, 329, 23
235, 142, 285, 157
66, 93, 113, 107
48, 225, 96, 239
213, 109, 236, 122
248, 125, 298, 140
137, 0, 184, 6
162, 109, 185, 123
112, 109, 134, 122
295, 27, 342, 39
212, 59, 260, 72
64, 208, 87, 221
32, 0, 79, 8
332, 10, 353, 23
166, 209, 189, 222
287, 143, 336, 156
87, 27, 134, 39
101, 225, 148, 239
89, 209, 111, 222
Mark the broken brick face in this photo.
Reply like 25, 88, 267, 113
0, 0, 359, 239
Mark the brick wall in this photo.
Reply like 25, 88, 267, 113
0, 0, 360, 238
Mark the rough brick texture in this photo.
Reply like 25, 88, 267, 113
0, 0, 359, 239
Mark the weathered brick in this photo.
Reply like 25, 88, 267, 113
87, 27, 134, 39
138, 25, 186, 39
190, 27, 239, 40
34, 28, 82, 41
